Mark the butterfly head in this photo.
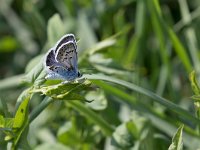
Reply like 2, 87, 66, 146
77, 71, 82, 77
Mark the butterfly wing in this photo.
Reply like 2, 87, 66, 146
44, 34, 79, 80
44, 49, 69, 79
55, 41, 78, 73
45, 48, 57, 67
54, 34, 77, 54
45, 65, 69, 80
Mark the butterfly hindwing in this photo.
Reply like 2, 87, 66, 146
46, 65, 78, 80
45, 49, 57, 67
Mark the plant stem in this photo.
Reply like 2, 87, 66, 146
29, 97, 53, 122
67, 101, 114, 136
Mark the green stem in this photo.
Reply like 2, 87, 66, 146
29, 97, 53, 122
67, 101, 114, 136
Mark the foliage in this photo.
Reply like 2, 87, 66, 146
0, 0, 200, 149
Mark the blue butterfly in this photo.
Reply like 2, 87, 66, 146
44, 34, 81, 81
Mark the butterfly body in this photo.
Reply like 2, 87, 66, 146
44, 34, 80, 81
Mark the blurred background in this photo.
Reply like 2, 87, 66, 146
1, 0, 200, 149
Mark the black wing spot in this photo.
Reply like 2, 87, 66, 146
21, 109, 24, 113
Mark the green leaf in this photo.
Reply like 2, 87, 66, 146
77, 11, 97, 51
189, 71, 200, 96
191, 95, 200, 101
23, 58, 45, 86
0, 74, 24, 90
0, 90, 32, 147
25, 54, 44, 73
189, 71, 200, 133
31, 79, 91, 100
124, 0, 146, 66
13, 94, 31, 129
85, 89, 107, 110
47, 14, 67, 47
112, 122, 134, 148
0, 115, 14, 142
57, 121, 80, 147
178, 0, 200, 74
0, 98, 11, 117
57, 121, 73, 138
167, 27, 192, 73
168, 125, 184, 150
127, 111, 148, 140
0, 115, 14, 129
148, 0, 169, 68
138, 125, 155, 150
12, 90, 32, 148
87, 38, 116, 56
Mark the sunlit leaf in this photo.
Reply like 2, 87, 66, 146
12, 90, 32, 148
13, 94, 31, 129
168, 125, 184, 150
0, 115, 14, 129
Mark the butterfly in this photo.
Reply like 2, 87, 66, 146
44, 34, 81, 81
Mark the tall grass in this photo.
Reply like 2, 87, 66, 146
0, 0, 200, 149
